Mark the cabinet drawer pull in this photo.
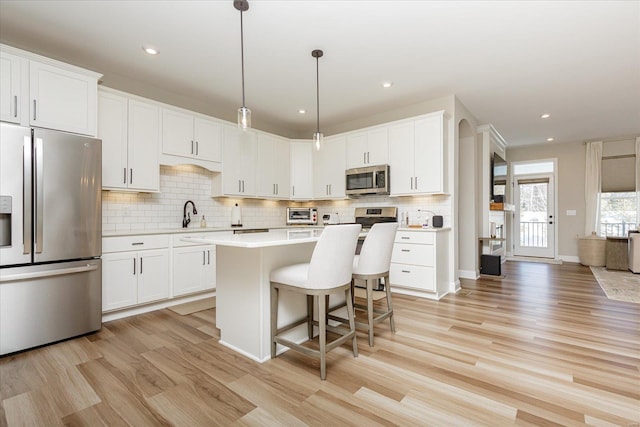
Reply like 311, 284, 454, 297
401, 270, 411, 273
401, 236, 410, 240
131, 242, 144, 246
401, 249, 410, 252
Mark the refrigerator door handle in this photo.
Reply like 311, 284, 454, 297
34, 137, 44, 254
23, 136, 33, 255
0, 264, 98, 282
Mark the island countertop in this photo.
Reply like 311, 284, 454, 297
180, 228, 324, 248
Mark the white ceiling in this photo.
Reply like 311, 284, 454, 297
1, 0, 638, 146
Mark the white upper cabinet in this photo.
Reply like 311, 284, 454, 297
98, 89, 160, 192
346, 127, 388, 169
212, 124, 257, 197
257, 133, 290, 199
161, 108, 222, 170
313, 136, 346, 199
0, 51, 21, 123
290, 140, 314, 200
1, 44, 101, 136
389, 111, 447, 196
29, 61, 98, 136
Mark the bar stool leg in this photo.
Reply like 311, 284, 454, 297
366, 278, 375, 347
345, 286, 358, 358
384, 274, 395, 333
270, 284, 278, 358
318, 293, 327, 380
307, 294, 314, 339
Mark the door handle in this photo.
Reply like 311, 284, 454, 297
196, 141, 199, 155
13, 95, 18, 118
207, 250, 211, 264
33, 100, 37, 121
23, 136, 32, 255
140, 257, 143, 274
191, 140, 194, 154
34, 138, 44, 254
130, 169, 133, 184
133, 258, 136, 275
123, 168, 127, 184
0, 264, 98, 282
203, 251, 206, 265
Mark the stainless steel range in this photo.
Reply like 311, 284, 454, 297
354, 207, 398, 231
354, 207, 397, 291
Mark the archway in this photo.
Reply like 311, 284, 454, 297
457, 119, 478, 278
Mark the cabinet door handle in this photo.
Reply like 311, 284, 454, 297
196, 141, 199, 155
292, 185, 295, 196
33, 100, 37, 121
367, 152, 370, 163
191, 140, 194, 154
414, 176, 418, 189
207, 250, 211, 264
203, 251, 206, 265
133, 258, 136, 275
242, 180, 245, 192
329, 184, 332, 195
13, 95, 18, 118
123, 168, 127, 184
239, 180, 241, 192
410, 177, 413, 190
276, 183, 278, 195
364, 152, 366, 164
130, 169, 133, 184
140, 257, 143, 274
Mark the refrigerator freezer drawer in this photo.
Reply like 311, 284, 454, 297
0, 259, 102, 355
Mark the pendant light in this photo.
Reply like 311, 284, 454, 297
234, 0, 251, 130
312, 49, 324, 150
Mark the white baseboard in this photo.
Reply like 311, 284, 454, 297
559, 255, 580, 264
458, 270, 478, 280
506, 256, 562, 265
102, 291, 216, 322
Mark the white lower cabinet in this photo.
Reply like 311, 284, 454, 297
172, 245, 216, 297
102, 235, 170, 311
389, 230, 449, 298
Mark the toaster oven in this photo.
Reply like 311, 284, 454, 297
286, 207, 318, 225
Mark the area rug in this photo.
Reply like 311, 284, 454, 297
168, 297, 216, 315
590, 267, 640, 303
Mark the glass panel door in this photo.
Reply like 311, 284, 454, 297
514, 175, 555, 258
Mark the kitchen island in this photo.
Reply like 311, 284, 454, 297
181, 229, 324, 362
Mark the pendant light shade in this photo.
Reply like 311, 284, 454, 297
312, 49, 324, 151
234, 0, 251, 130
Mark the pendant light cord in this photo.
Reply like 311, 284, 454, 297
316, 55, 320, 133
240, 10, 246, 108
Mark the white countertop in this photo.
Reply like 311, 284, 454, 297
180, 228, 324, 248
102, 225, 323, 238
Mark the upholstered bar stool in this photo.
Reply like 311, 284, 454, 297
355, 222, 399, 346
330, 222, 398, 347
269, 224, 361, 380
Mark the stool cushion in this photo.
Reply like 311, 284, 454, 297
270, 263, 310, 288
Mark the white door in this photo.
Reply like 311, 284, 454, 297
173, 246, 207, 296
102, 252, 138, 311
162, 109, 193, 158
346, 132, 367, 169
514, 175, 555, 258
137, 249, 169, 304
98, 91, 128, 189
194, 117, 222, 162
290, 141, 313, 200
0, 51, 21, 123
128, 100, 160, 191
366, 128, 389, 166
388, 121, 415, 195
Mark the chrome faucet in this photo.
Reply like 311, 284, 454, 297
182, 200, 198, 228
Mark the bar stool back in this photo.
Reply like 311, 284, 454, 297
269, 224, 361, 380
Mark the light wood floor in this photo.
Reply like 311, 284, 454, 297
1, 261, 639, 426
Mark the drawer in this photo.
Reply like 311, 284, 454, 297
391, 243, 434, 266
395, 231, 434, 245
102, 234, 169, 253
389, 263, 435, 291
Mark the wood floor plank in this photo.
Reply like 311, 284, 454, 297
1, 261, 639, 426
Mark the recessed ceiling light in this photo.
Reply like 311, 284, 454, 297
540, 113, 550, 119
142, 46, 159, 55
546, 137, 555, 142
298, 109, 307, 114
382, 82, 393, 88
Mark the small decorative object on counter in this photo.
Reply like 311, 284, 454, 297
231, 203, 243, 227
200, 216, 207, 228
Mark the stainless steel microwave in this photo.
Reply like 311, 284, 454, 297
345, 165, 390, 196
286, 207, 318, 225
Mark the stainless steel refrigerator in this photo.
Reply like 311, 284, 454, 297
0, 123, 102, 355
